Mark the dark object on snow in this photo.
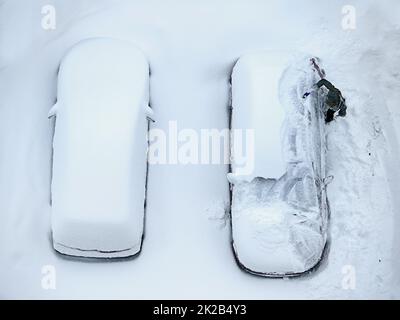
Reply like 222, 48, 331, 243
325, 109, 335, 123
316, 79, 347, 123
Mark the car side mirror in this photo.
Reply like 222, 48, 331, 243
48, 102, 59, 119
145, 104, 155, 122
324, 175, 334, 186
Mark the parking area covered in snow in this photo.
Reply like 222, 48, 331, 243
0, 0, 400, 299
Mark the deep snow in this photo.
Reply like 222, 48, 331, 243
0, 0, 400, 299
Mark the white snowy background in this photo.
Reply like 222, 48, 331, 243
0, 0, 400, 299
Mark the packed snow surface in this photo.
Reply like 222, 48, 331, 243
0, 0, 400, 299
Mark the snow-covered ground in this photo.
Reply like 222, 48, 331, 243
1, 0, 399, 299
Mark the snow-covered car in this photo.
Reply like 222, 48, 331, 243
48, 38, 153, 258
229, 52, 329, 277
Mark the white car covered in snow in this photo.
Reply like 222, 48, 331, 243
48, 38, 153, 258
229, 52, 329, 277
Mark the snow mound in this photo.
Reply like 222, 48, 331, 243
50, 38, 150, 258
